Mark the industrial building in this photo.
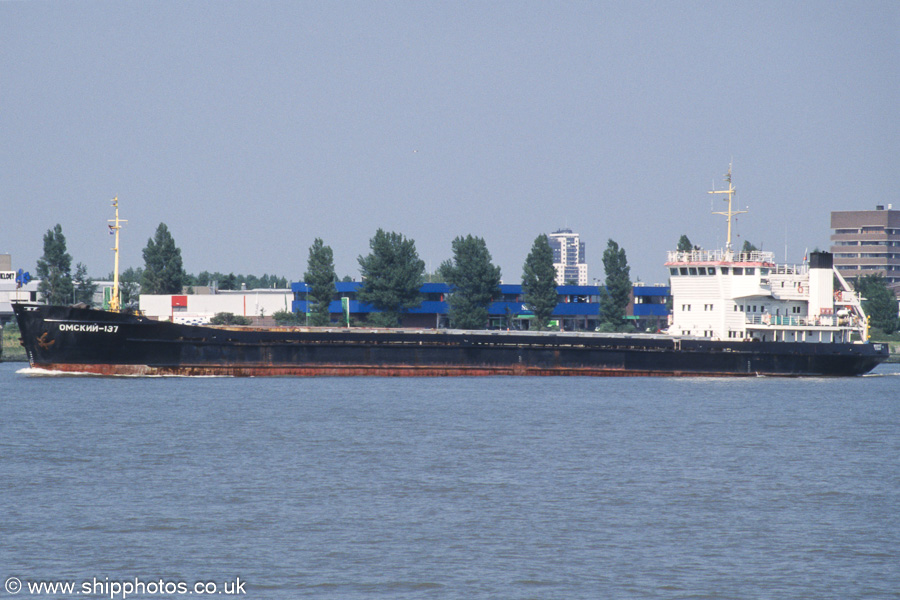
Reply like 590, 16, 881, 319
136, 281, 668, 331
291, 281, 669, 331
140, 289, 293, 324
0, 254, 40, 324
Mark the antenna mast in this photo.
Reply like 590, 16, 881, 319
708, 164, 747, 252
108, 197, 127, 312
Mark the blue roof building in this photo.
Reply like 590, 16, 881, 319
291, 281, 670, 330
632, 284, 670, 317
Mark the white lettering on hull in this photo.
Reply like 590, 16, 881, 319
58, 323, 119, 334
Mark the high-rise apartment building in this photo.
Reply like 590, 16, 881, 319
830, 205, 900, 293
548, 228, 588, 286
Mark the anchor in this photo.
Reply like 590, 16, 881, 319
36, 332, 56, 350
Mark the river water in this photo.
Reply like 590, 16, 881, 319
1, 362, 898, 599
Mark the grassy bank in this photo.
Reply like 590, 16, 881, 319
884, 343, 900, 363
1, 323, 27, 362
868, 328, 900, 363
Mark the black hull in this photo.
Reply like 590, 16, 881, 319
12, 304, 889, 377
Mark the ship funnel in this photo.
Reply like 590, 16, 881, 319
808, 251, 834, 319
809, 251, 833, 271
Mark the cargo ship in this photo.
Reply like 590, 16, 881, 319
11, 176, 890, 376
10, 301, 888, 376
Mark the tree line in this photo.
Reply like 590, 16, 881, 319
301, 229, 633, 331
35, 222, 636, 331
34, 223, 288, 309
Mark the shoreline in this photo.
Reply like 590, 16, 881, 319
1, 331, 26, 362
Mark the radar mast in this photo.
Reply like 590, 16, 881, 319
708, 164, 747, 252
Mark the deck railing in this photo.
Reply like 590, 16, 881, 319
745, 314, 858, 328
667, 249, 776, 264
767, 264, 806, 275
746, 315, 810, 327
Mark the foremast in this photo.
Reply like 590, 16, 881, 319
108, 197, 127, 312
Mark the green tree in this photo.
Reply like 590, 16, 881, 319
242, 274, 260, 290
521, 234, 558, 330
119, 267, 143, 309
598, 239, 632, 330
741, 240, 758, 254
439, 235, 502, 330
188, 271, 288, 290
856, 274, 899, 335
73, 262, 97, 306
259, 274, 282, 289
141, 223, 186, 294
677, 235, 694, 252
209, 312, 252, 326
194, 271, 212, 286
36, 224, 74, 305
220, 273, 238, 290
503, 304, 520, 330
273, 309, 305, 325
357, 229, 425, 327
304, 238, 337, 326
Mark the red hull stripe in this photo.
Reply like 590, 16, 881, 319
38, 363, 752, 378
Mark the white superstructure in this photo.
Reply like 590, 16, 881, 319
665, 168, 869, 343
666, 249, 866, 342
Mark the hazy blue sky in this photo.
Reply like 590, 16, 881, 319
2, 1, 897, 285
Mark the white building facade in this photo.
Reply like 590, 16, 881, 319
0, 254, 40, 324
140, 289, 293, 324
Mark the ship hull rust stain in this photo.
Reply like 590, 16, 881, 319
42, 362, 751, 378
